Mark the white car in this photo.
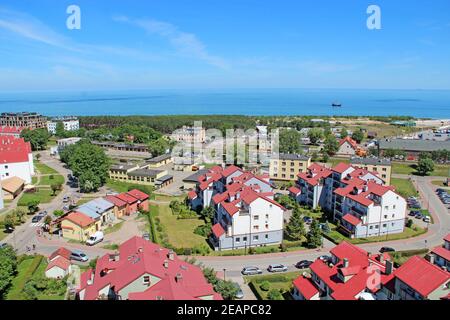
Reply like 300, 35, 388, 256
86, 231, 104, 246
267, 264, 288, 273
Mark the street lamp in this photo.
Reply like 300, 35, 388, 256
223, 268, 226, 281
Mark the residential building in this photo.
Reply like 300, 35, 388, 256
1, 176, 25, 200
46, 248, 73, 279
350, 156, 392, 185
171, 125, 206, 144
337, 136, 359, 156
0, 136, 34, 184
104, 195, 128, 219
77, 198, 116, 226
146, 154, 172, 168
92, 141, 149, 153
292, 241, 396, 300
47, 116, 79, 134
61, 211, 101, 242
182, 169, 209, 190
430, 234, 450, 272
57, 137, 82, 152
188, 165, 285, 251
76, 236, 222, 300
109, 163, 173, 189
269, 153, 311, 181
293, 162, 407, 238
0, 126, 24, 138
0, 112, 47, 129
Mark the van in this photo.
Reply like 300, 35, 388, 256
86, 231, 104, 246
70, 250, 89, 262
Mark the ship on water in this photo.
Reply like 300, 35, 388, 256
332, 101, 342, 107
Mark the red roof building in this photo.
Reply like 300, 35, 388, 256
49, 247, 72, 261
77, 236, 222, 300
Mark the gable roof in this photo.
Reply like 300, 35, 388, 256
342, 214, 362, 226
115, 192, 139, 204
64, 211, 95, 228
104, 195, 127, 208
1, 176, 25, 193
339, 136, 358, 149
49, 247, 72, 261
46, 256, 71, 272
293, 276, 319, 299
127, 189, 149, 201
211, 223, 225, 238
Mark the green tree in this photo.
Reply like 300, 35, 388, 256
0, 245, 18, 298
27, 199, 40, 214
285, 206, 306, 241
340, 128, 348, 139
55, 122, 65, 137
21, 128, 50, 151
351, 129, 364, 144
267, 289, 283, 300
416, 158, 434, 176
50, 183, 62, 196
53, 210, 65, 217
214, 280, 239, 300
307, 128, 323, 145
307, 219, 323, 248
279, 129, 302, 154
148, 138, 170, 157
200, 206, 215, 223
323, 135, 339, 156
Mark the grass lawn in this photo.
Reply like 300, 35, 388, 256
153, 194, 186, 202
17, 188, 59, 206
39, 174, 65, 186
35, 162, 58, 174
32, 176, 38, 184
0, 229, 6, 241
327, 157, 350, 167
104, 220, 125, 234
392, 162, 450, 177
390, 248, 429, 266
324, 222, 426, 245
431, 180, 449, 188
391, 178, 418, 198
155, 203, 206, 248
245, 271, 303, 300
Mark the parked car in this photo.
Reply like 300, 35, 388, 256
63, 196, 70, 203
408, 211, 419, 216
318, 255, 332, 263
232, 283, 244, 299
38, 211, 47, 217
142, 233, 150, 241
241, 266, 263, 275
409, 203, 422, 209
86, 231, 104, 246
295, 260, 313, 269
70, 250, 88, 262
63, 205, 70, 211
414, 212, 424, 219
380, 247, 396, 253
268, 264, 288, 273
0, 243, 7, 249
31, 215, 43, 223
303, 216, 313, 224
319, 223, 331, 233
4, 226, 14, 233
423, 216, 431, 223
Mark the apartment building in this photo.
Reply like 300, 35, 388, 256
430, 234, 450, 272
77, 236, 222, 300
109, 163, 173, 189
269, 153, 311, 181
47, 116, 79, 134
350, 156, 392, 185
293, 162, 407, 238
171, 125, 206, 144
188, 165, 285, 251
0, 136, 34, 184
0, 112, 47, 129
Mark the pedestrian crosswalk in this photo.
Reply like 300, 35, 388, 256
30, 222, 45, 228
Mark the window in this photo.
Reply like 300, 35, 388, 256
265, 234, 269, 239
243, 237, 247, 242
236, 237, 240, 243
393, 205, 396, 209
375, 225, 379, 229
265, 214, 269, 219
369, 226, 373, 229
383, 224, 387, 228
382, 168, 387, 171
143, 276, 150, 285
384, 206, 388, 210
253, 225, 259, 230
384, 215, 388, 219
254, 215, 259, 220
253, 235, 259, 241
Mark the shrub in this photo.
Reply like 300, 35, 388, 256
259, 281, 270, 291
194, 224, 212, 237
267, 289, 283, 300
248, 247, 256, 255
192, 244, 211, 256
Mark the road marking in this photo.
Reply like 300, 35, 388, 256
30, 222, 45, 228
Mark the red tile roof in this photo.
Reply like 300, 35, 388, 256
49, 247, 72, 261
0, 126, 24, 134
78, 236, 221, 300
394, 256, 450, 298
115, 192, 138, 204
222, 165, 242, 177
46, 256, 71, 272
293, 276, 319, 299
211, 223, 225, 238
444, 234, 450, 243
288, 186, 301, 195
333, 162, 353, 174
65, 211, 95, 227
339, 136, 358, 149
342, 214, 362, 226
104, 195, 127, 207
298, 164, 332, 186
188, 190, 198, 200
0, 137, 32, 164
431, 246, 450, 263
222, 202, 240, 216
127, 189, 149, 201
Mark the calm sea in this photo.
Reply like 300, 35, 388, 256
0, 89, 449, 118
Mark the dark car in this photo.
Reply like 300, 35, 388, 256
303, 216, 313, 224
409, 210, 419, 216
318, 255, 332, 263
295, 260, 313, 269
414, 212, 424, 219
380, 247, 396, 253
32, 215, 43, 223
4, 226, 14, 233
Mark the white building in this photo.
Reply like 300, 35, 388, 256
188, 165, 285, 250
57, 137, 82, 152
0, 136, 34, 184
47, 117, 79, 134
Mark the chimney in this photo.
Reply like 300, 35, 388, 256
385, 260, 393, 275
87, 271, 94, 285
163, 259, 169, 269
426, 254, 435, 265
175, 273, 183, 282
168, 250, 175, 261
343, 258, 349, 268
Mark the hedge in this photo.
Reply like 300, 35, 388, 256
7, 255, 43, 300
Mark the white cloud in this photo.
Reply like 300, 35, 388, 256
114, 16, 229, 69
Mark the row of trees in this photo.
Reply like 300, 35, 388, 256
285, 206, 323, 248
59, 140, 110, 192
0, 245, 18, 299
20, 128, 50, 151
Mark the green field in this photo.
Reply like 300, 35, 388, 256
431, 180, 449, 188
391, 178, 418, 198
35, 162, 58, 175
245, 271, 303, 300
392, 162, 450, 177
18, 188, 59, 206
154, 202, 206, 248
39, 174, 65, 186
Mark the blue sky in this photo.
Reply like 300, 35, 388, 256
0, 0, 449, 91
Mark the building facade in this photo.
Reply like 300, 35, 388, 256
0, 136, 34, 184
350, 157, 392, 185
269, 153, 311, 181
0, 112, 47, 129
171, 125, 206, 144
109, 163, 173, 189
47, 117, 80, 134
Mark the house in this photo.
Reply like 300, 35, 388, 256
0, 126, 24, 138
288, 186, 302, 202
182, 169, 209, 190
430, 234, 450, 272
61, 211, 101, 242
57, 137, 81, 152
78, 198, 116, 226
146, 154, 173, 168
389, 256, 449, 300
292, 241, 396, 300
45, 256, 72, 279
1, 176, 25, 200
104, 195, 128, 218
115, 192, 140, 215
269, 153, 311, 181
292, 162, 407, 238
337, 136, 359, 156
350, 156, 392, 185
49, 247, 72, 261
76, 236, 222, 300
126, 189, 150, 212
171, 125, 206, 144
109, 163, 173, 189
0, 136, 34, 184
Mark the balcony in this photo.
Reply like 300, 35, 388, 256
352, 206, 366, 216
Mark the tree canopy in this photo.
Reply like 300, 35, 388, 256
20, 128, 50, 151
279, 129, 302, 154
